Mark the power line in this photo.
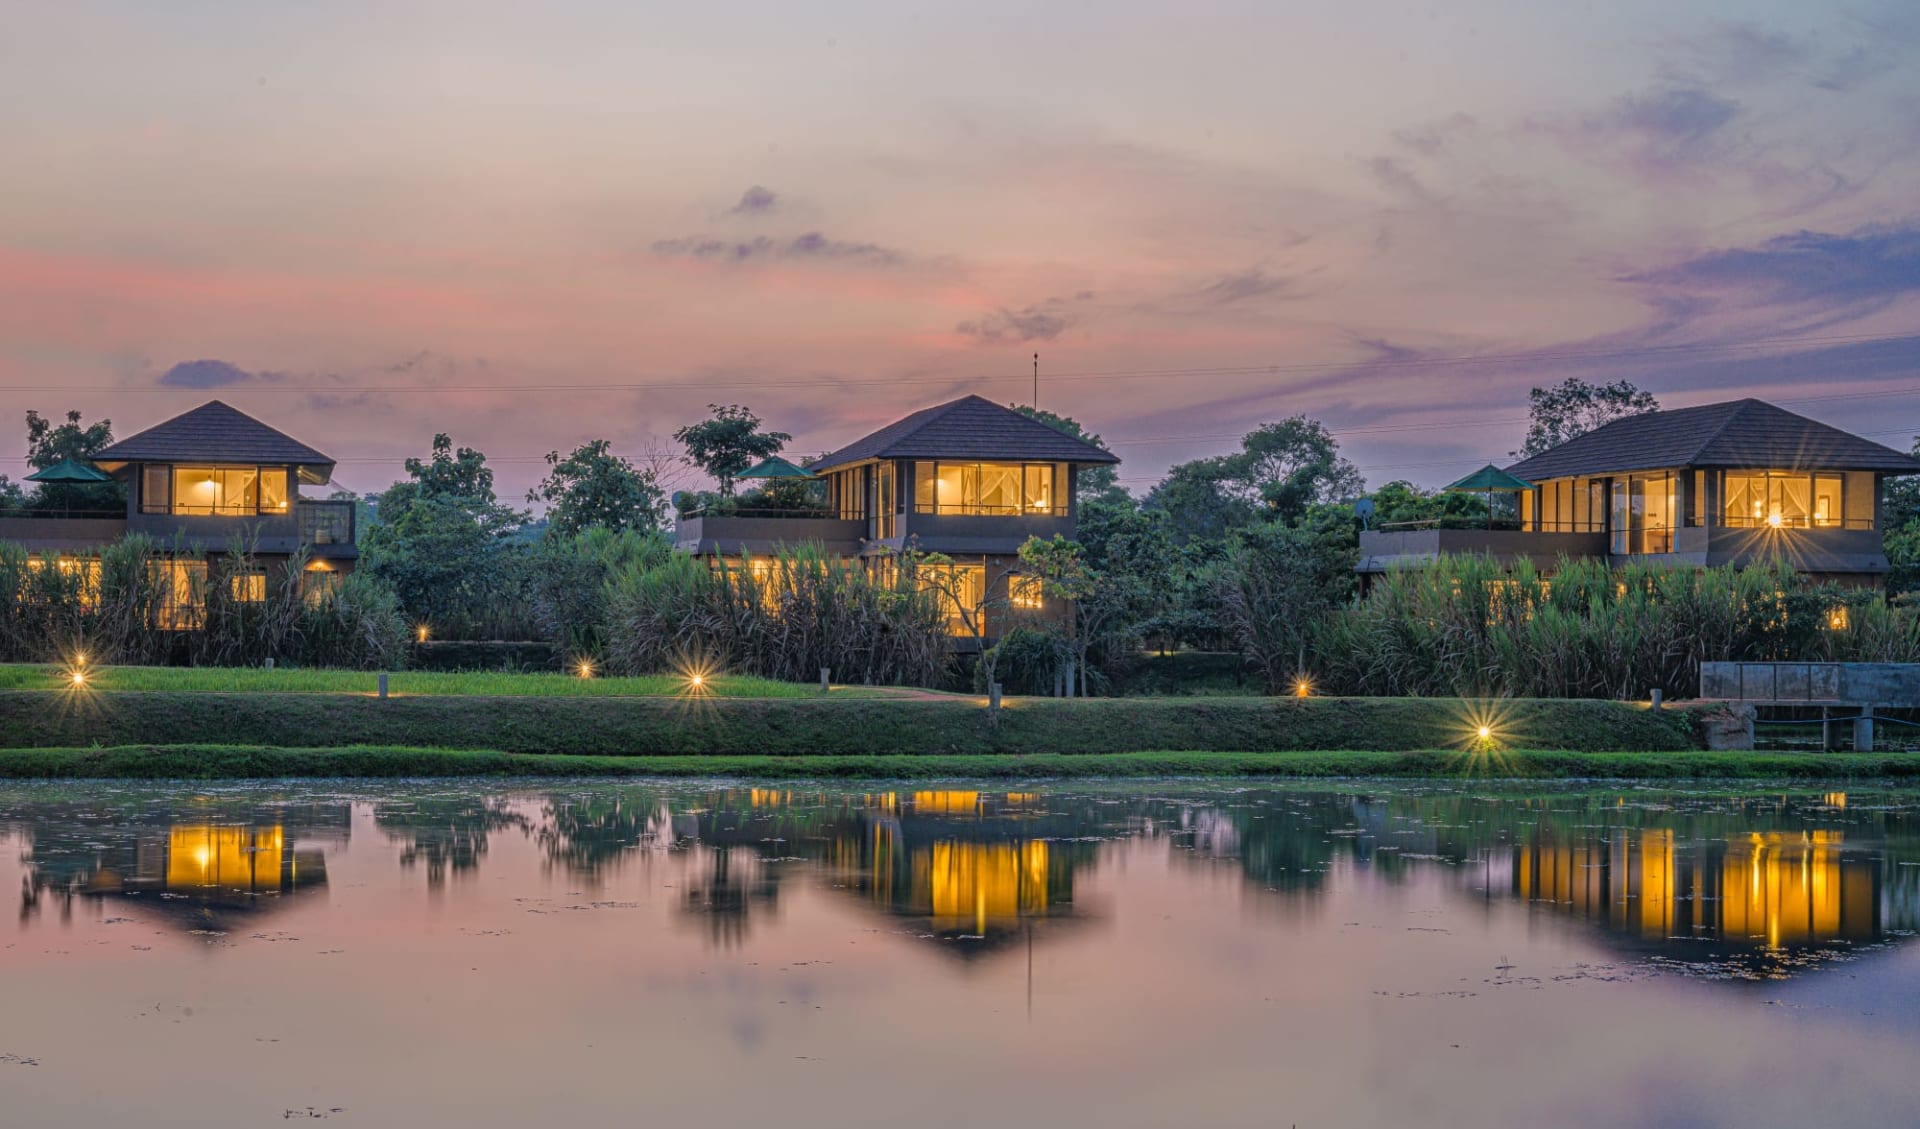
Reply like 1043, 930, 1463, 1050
1, 328, 1914, 397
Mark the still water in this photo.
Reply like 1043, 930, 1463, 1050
3, 780, 1918, 1128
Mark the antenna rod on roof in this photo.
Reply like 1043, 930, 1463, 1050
1032, 353, 1039, 411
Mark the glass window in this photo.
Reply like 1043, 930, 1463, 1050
1610, 480, 1628, 555
1723, 472, 1763, 527
171, 467, 259, 516
141, 465, 171, 514
873, 462, 896, 539
1813, 474, 1843, 527
1845, 472, 1875, 529
1689, 470, 1707, 527
1023, 465, 1055, 513
919, 563, 985, 634
302, 567, 342, 606
229, 569, 268, 603
259, 468, 290, 513
150, 559, 207, 629
912, 463, 1068, 515
1010, 575, 1044, 610
1771, 474, 1810, 528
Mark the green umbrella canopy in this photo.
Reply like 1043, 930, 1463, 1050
24, 458, 111, 483
736, 456, 814, 480
1443, 464, 1534, 493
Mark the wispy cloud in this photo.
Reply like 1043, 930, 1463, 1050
955, 302, 1074, 344
651, 231, 903, 266
1628, 223, 1920, 307
157, 358, 277, 388
1196, 268, 1297, 305
727, 185, 778, 215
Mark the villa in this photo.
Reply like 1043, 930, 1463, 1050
1357, 398, 1920, 586
0, 400, 358, 622
675, 394, 1120, 640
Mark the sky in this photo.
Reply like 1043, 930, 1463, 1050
2, 0, 1919, 502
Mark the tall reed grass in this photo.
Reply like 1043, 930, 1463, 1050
1313, 555, 1918, 699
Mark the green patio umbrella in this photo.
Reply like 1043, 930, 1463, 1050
1442, 464, 1535, 529
24, 458, 110, 484
25, 458, 112, 517
736, 456, 815, 480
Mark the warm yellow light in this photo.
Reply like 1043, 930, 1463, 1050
1767, 512, 1783, 528
1477, 725, 1491, 740
577, 661, 594, 679
70, 671, 86, 687
416, 625, 430, 643
73, 652, 87, 667
1294, 679, 1312, 698
689, 673, 705, 688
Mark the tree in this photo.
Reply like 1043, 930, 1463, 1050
528, 439, 668, 536
674, 405, 791, 496
1145, 415, 1363, 541
376, 433, 524, 535
1012, 406, 1127, 505
1217, 518, 1357, 693
1516, 378, 1658, 458
1885, 436, 1920, 599
26, 409, 112, 469
1018, 534, 1149, 697
1233, 417, 1364, 523
23, 409, 121, 513
1364, 479, 1488, 528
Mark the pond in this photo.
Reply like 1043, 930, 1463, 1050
3, 780, 1918, 1127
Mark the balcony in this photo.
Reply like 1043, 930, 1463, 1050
1357, 524, 1608, 574
674, 508, 867, 556
297, 499, 358, 558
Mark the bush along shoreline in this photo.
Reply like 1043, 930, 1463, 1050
1, 745, 1913, 781
0, 690, 1701, 757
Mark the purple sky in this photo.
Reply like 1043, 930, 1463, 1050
3, 1, 1918, 502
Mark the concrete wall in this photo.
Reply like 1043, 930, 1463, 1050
1700, 661, 1920, 705
1356, 529, 1607, 573
675, 515, 865, 555
0, 516, 129, 552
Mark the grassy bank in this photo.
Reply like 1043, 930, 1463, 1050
0, 663, 884, 699
1, 744, 1912, 780
0, 690, 1699, 756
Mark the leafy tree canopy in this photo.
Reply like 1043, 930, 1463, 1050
1146, 415, 1363, 540
674, 404, 791, 496
528, 439, 668, 537
26, 409, 112, 469
378, 433, 524, 536
1516, 377, 1658, 458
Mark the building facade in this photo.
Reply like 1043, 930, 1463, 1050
675, 395, 1120, 642
1357, 398, 1920, 586
0, 400, 358, 623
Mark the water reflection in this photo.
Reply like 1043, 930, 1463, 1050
3, 784, 1917, 976
11, 799, 343, 931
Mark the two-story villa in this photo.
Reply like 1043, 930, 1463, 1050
675, 395, 1120, 641
0, 400, 358, 623
1357, 398, 1920, 585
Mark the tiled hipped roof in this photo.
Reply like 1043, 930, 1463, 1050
809, 395, 1121, 473
92, 400, 335, 467
1505, 398, 1920, 481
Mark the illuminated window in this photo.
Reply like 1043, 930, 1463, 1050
149, 559, 208, 628
24, 556, 102, 608
229, 568, 268, 603
1010, 575, 1044, 610
171, 466, 259, 516
918, 562, 985, 633
1721, 471, 1854, 529
301, 566, 342, 606
912, 462, 1062, 515
259, 468, 290, 514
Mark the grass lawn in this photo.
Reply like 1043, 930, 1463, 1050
2, 744, 1914, 780
0, 663, 888, 699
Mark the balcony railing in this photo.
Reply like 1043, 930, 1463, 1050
297, 499, 355, 546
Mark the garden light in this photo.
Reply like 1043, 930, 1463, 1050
689, 673, 705, 689
1477, 725, 1491, 740
577, 660, 594, 679
71, 670, 87, 687
416, 625, 431, 643
1294, 679, 1312, 698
